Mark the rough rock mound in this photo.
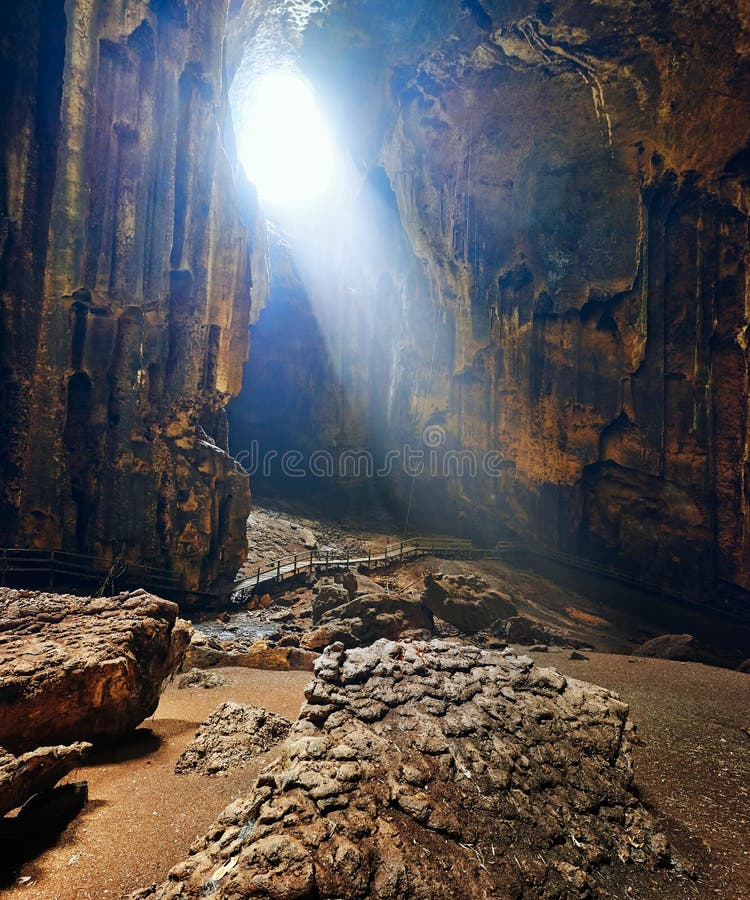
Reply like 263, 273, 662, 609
176, 668, 228, 690
304, 575, 434, 649
175, 703, 291, 776
0, 588, 190, 753
135, 640, 686, 900
422, 572, 517, 633
184, 631, 317, 672
0, 742, 91, 817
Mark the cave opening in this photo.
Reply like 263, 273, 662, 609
233, 70, 334, 208
225, 19, 417, 530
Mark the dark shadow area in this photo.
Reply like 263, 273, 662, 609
82, 727, 161, 766
514, 552, 750, 666
0, 783, 88, 887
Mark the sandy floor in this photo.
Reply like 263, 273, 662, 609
525, 649, 750, 899
2, 669, 311, 900
2, 654, 748, 899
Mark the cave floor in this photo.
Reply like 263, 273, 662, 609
4, 504, 749, 899
2, 656, 748, 899
0, 668, 312, 900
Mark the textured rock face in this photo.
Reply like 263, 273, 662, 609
134, 639, 687, 899
305, 574, 435, 649
184, 629, 317, 672
0, 742, 91, 817
175, 702, 291, 776
0, 588, 190, 753
0, 0, 255, 594
422, 572, 517, 633
231, 0, 750, 602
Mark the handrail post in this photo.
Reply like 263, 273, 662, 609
346, 549, 350, 567
368, 548, 371, 567
384, 545, 388, 564
310, 550, 314, 574
277, 558, 281, 580
256, 567, 260, 588
293, 554, 298, 576
326, 550, 329, 568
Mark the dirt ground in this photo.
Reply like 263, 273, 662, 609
3, 502, 750, 899
2, 655, 748, 899
1, 669, 311, 900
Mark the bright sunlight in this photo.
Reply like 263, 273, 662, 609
236, 71, 334, 208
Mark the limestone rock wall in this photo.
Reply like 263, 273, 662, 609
372, 0, 750, 598
235, 0, 750, 600
0, 0, 255, 593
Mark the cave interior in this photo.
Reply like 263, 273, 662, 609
1, 0, 750, 896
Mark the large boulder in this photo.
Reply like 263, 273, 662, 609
635, 634, 715, 665
422, 572, 517, 633
133, 640, 687, 900
309, 577, 434, 649
0, 588, 190, 753
0, 742, 91, 817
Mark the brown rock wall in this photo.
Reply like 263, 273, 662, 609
0, 0, 256, 595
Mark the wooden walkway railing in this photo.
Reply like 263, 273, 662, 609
4, 540, 731, 614
0, 540, 524, 602
233, 538, 523, 593
0, 548, 184, 597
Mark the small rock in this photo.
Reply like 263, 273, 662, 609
176, 668, 227, 690
0, 742, 91, 816
175, 702, 291, 775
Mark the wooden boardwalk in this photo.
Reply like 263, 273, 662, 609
3, 539, 725, 613
233, 538, 523, 593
